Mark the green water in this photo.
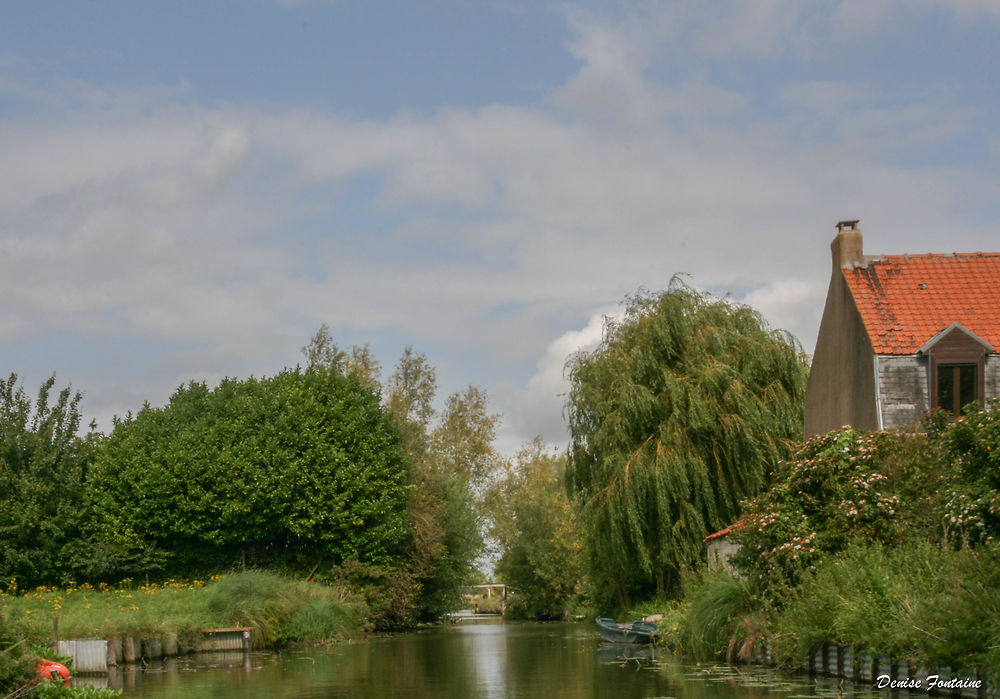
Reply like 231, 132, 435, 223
94, 619, 870, 698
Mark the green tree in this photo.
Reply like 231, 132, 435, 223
431, 386, 503, 494
384, 350, 486, 620
303, 324, 382, 392
489, 438, 584, 619
88, 367, 409, 576
385, 347, 436, 430
0, 374, 95, 588
565, 281, 808, 607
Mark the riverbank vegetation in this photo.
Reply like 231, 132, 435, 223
551, 279, 998, 677
487, 439, 585, 619
1, 571, 366, 649
1, 327, 505, 691
663, 409, 1000, 681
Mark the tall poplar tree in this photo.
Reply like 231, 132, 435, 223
565, 281, 808, 607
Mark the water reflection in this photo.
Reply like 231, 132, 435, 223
109, 620, 880, 698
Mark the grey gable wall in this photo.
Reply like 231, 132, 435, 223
876, 356, 929, 429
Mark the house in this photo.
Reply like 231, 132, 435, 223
804, 220, 1000, 438
705, 221, 1000, 568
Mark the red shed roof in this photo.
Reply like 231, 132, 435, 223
843, 252, 1000, 355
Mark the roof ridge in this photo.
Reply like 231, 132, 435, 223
879, 251, 1000, 260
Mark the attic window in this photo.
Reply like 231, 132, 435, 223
935, 364, 977, 416
922, 324, 989, 417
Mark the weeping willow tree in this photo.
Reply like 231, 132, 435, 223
566, 280, 808, 608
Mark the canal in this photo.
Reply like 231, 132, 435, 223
92, 619, 868, 698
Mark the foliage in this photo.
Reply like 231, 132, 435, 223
565, 281, 808, 607
0, 607, 35, 695
32, 683, 121, 698
731, 428, 904, 585
302, 324, 382, 392
405, 470, 481, 620
385, 347, 437, 431
383, 349, 490, 621
769, 541, 1000, 680
938, 405, 1000, 546
328, 560, 418, 631
733, 406, 1000, 587
2, 572, 366, 649
88, 367, 410, 575
675, 568, 762, 663
489, 439, 584, 619
0, 374, 97, 589
430, 386, 503, 494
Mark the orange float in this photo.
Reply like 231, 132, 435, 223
36, 658, 72, 683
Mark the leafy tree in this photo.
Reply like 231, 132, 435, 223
565, 281, 808, 607
431, 386, 503, 495
88, 367, 409, 576
489, 438, 584, 619
0, 374, 96, 588
303, 324, 381, 392
384, 350, 486, 620
385, 347, 436, 430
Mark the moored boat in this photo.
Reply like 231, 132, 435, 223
595, 617, 658, 644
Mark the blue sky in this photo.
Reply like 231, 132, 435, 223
2, 0, 999, 451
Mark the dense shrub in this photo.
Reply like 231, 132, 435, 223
731, 428, 904, 585
770, 541, 1000, 680
490, 440, 584, 620
0, 609, 36, 695
89, 368, 410, 577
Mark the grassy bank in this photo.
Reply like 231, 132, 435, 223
0, 570, 369, 694
661, 541, 1000, 682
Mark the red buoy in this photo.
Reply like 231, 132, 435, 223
36, 658, 72, 683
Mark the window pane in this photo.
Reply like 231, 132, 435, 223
938, 366, 955, 414
958, 365, 977, 412
937, 363, 978, 416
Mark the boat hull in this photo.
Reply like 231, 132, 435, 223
595, 617, 658, 644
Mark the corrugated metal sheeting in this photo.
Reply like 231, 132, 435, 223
56, 639, 108, 673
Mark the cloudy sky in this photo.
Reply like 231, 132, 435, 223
2, 0, 998, 452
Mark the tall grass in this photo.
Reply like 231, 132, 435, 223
0, 571, 368, 650
675, 568, 763, 662
770, 541, 1000, 680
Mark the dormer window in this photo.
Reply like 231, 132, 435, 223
920, 323, 992, 417
935, 363, 977, 416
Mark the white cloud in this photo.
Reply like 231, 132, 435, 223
1, 2, 998, 447
738, 280, 828, 357
499, 307, 616, 453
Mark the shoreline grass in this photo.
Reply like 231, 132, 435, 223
2, 570, 369, 654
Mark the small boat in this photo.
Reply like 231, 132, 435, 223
595, 617, 658, 644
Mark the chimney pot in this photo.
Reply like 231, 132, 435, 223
831, 219, 863, 271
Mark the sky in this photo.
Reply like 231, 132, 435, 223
2, 0, 999, 453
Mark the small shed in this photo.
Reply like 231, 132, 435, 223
704, 527, 741, 575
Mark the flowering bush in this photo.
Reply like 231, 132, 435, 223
733, 405, 1000, 586
731, 428, 903, 583
939, 406, 1000, 546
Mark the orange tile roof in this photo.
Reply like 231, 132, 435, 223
843, 252, 1000, 354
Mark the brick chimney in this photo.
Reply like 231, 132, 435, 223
831, 219, 863, 272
